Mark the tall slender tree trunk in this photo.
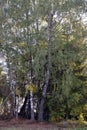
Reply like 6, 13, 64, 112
38, 72, 49, 121
26, 8, 35, 120
30, 90, 34, 120
6, 53, 15, 118
29, 49, 35, 120
15, 96, 20, 119
38, 10, 54, 121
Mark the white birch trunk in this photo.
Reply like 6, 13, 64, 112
30, 90, 34, 120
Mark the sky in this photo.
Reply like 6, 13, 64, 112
82, 13, 87, 25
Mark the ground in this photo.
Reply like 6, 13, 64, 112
0, 118, 87, 130
0, 118, 67, 130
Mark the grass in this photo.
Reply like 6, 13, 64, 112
68, 128, 87, 130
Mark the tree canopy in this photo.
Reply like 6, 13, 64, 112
0, 0, 87, 122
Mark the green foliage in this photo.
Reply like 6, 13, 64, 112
26, 84, 38, 94
79, 113, 84, 123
